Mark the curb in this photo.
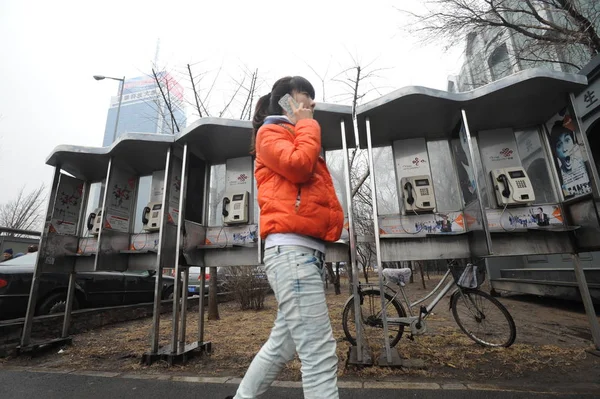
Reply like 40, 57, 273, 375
2, 366, 600, 394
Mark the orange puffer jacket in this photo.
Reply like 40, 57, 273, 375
255, 118, 344, 242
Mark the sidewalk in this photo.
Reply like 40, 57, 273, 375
1, 366, 599, 398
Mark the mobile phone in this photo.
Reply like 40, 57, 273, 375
278, 93, 299, 116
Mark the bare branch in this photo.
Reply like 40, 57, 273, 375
0, 184, 46, 232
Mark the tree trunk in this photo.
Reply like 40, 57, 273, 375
426, 261, 430, 280
409, 261, 415, 284
208, 266, 220, 320
334, 262, 341, 295
418, 261, 427, 290
347, 259, 354, 295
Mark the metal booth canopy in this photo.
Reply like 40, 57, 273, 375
46, 133, 175, 180
174, 103, 355, 161
356, 68, 588, 146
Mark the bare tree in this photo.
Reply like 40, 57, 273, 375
401, 0, 600, 89
326, 54, 393, 293
0, 185, 46, 232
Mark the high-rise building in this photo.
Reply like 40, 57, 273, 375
98, 72, 187, 232
101, 72, 187, 146
447, 0, 599, 93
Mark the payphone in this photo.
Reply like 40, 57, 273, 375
142, 201, 162, 232
86, 208, 102, 236
490, 167, 535, 207
400, 175, 436, 215
222, 191, 249, 225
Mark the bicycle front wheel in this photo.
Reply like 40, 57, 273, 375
342, 289, 406, 348
451, 289, 516, 348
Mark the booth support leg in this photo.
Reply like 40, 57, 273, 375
61, 272, 77, 338
572, 254, 600, 354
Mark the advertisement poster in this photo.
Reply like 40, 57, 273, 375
50, 175, 84, 236
545, 109, 592, 198
77, 237, 98, 255
204, 224, 258, 246
130, 232, 160, 252
463, 201, 483, 230
104, 169, 136, 233
378, 212, 465, 237
453, 123, 478, 205
486, 205, 563, 231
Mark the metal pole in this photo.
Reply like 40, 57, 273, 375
254, 158, 262, 266
365, 117, 393, 364
151, 148, 172, 354
199, 161, 210, 345
340, 119, 364, 362
179, 267, 189, 350
94, 158, 113, 271
571, 254, 600, 350
461, 109, 493, 255
112, 77, 125, 143
21, 167, 62, 348
62, 181, 91, 338
198, 266, 206, 344
62, 273, 76, 338
173, 144, 189, 353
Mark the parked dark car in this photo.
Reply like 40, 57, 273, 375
0, 253, 175, 320
186, 266, 268, 296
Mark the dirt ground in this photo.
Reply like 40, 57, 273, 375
1, 273, 599, 387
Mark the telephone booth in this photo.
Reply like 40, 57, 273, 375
354, 68, 599, 366
156, 103, 358, 364
19, 133, 177, 352
458, 69, 600, 354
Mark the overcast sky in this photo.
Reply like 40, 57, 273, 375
0, 0, 463, 206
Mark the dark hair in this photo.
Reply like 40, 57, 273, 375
250, 76, 315, 153
550, 121, 574, 152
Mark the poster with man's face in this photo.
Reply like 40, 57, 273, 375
545, 109, 591, 198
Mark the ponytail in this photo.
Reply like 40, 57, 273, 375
250, 93, 271, 154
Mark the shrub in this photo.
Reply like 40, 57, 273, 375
223, 266, 270, 310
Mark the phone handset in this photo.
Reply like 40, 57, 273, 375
404, 181, 415, 206
87, 212, 96, 231
142, 206, 151, 225
222, 197, 231, 218
496, 174, 511, 199
278, 93, 299, 117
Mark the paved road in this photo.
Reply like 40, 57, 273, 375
0, 370, 598, 399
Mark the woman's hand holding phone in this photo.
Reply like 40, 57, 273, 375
289, 97, 313, 122
279, 93, 313, 124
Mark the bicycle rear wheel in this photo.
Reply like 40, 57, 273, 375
451, 289, 516, 348
342, 289, 406, 348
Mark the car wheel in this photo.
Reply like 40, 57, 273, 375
38, 293, 79, 315
163, 287, 174, 300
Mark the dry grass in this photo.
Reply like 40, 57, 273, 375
4, 276, 598, 385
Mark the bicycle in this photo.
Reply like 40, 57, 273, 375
342, 260, 516, 348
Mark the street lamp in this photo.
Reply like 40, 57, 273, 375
94, 75, 125, 144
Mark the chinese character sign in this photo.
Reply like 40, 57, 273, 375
583, 89, 598, 110
545, 108, 592, 198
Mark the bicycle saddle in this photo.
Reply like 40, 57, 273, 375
382, 268, 412, 287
